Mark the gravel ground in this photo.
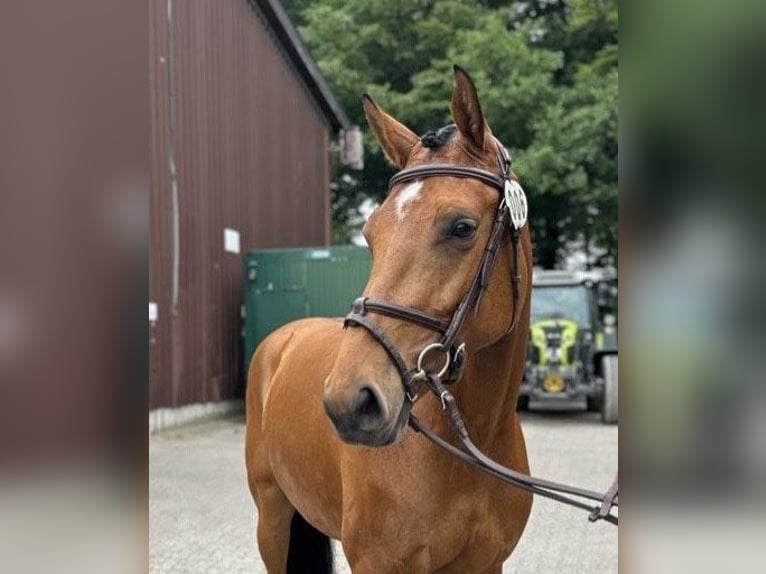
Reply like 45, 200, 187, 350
149, 410, 617, 573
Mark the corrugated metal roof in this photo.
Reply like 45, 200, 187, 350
248, 0, 351, 132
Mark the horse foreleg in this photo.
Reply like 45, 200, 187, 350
254, 480, 295, 573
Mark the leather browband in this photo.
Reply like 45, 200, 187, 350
389, 164, 505, 191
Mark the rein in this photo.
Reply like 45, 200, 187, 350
343, 140, 618, 526
409, 376, 619, 526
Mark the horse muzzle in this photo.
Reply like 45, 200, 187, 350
322, 383, 410, 447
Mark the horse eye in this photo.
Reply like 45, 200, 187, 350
449, 220, 477, 240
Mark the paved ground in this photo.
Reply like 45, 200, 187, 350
150, 410, 617, 573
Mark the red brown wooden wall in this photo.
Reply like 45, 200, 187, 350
149, 0, 332, 409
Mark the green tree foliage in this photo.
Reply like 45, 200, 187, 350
283, 0, 617, 268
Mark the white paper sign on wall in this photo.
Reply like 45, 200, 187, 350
224, 228, 241, 254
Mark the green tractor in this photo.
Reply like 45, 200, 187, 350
518, 270, 618, 424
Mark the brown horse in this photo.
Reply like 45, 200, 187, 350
245, 66, 533, 573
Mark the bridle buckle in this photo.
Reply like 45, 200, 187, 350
446, 343, 467, 383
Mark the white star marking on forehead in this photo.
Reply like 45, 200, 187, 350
395, 181, 423, 220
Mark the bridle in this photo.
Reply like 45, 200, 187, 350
343, 138, 618, 526
344, 139, 525, 401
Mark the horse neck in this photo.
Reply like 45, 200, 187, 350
448, 326, 527, 447
425, 232, 531, 450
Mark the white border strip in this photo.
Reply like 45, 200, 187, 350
149, 400, 244, 433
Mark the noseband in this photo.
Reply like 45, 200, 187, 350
343, 139, 526, 402
342, 139, 618, 526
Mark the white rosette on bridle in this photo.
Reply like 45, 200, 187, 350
504, 179, 528, 230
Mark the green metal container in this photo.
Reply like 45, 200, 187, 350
243, 245, 371, 374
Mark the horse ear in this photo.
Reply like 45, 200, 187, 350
450, 65, 488, 151
362, 94, 418, 169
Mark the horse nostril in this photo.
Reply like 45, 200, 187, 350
353, 387, 383, 431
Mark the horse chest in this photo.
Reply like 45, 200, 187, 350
343, 499, 521, 574
420, 445, 531, 567
429, 490, 526, 569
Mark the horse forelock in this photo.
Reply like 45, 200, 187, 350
407, 123, 500, 172
420, 124, 457, 149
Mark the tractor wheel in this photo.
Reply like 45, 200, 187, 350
600, 355, 618, 424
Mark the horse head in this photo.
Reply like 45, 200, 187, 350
323, 66, 526, 447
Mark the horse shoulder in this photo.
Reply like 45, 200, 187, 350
246, 317, 343, 408
248, 318, 346, 537
245, 317, 343, 494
